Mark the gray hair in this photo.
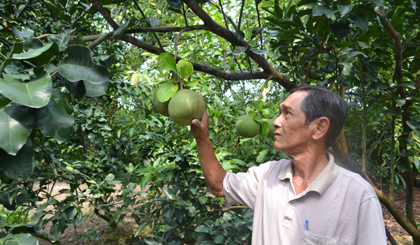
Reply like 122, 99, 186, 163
291, 85, 349, 149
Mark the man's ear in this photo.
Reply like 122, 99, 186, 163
312, 117, 330, 141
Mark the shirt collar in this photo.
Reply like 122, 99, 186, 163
278, 152, 339, 195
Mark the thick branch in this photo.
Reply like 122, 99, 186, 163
116, 34, 271, 81
89, 0, 119, 29
182, 0, 295, 91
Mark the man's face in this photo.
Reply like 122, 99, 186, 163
273, 91, 315, 155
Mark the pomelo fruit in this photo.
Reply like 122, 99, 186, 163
262, 117, 276, 137
235, 115, 260, 138
168, 89, 205, 126
152, 89, 170, 117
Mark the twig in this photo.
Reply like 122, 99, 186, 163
258, 76, 272, 99
218, 0, 229, 30
74, 223, 83, 245
132, 0, 164, 49
237, 0, 245, 31
16, 0, 34, 18
89, 0, 119, 29
208, 1, 238, 32
88, 32, 113, 50
386, 226, 398, 245
174, 28, 187, 60
182, 4, 189, 27
41, 0, 57, 22
72, 3, 92, 28
255, 0, 263, 49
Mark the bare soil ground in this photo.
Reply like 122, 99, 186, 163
36, 182, 419, 245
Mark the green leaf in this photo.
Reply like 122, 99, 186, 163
257, 149, 269, 163
337, 4, 355, 17
254, 100, 264, 111
0, 139, 35, 179
58, 45, 109, 84
0, 72, 52, 108
84, 81, 109, 97
262, 108, 274, 118
195, 225, 211, 233
167, 0, 182, 9
297, 0, 317, 7
13, 42, 59, 67
34, 92, 74, 143
114, 18, 131, 36
134, 224, 148, 237
330, 19, 350, 40
161, 205, 175, 223
370, 0, 384, 6
3, 233, 39, 245
312, 5, 338, 18
23, 38, 43, 51
0, 43, 23, 74
252, 114, 262, 123
0, 105, 34, 155
346, 51, 368, 58
12, 27, 34, 40
50, 223, 62, 242
356, 41, 369, 49
350, 13, 368, 32
163, 188, 176, 200
177, 59, 194, 79
156, 81, 178, 102
47, 29, 70, 51
140, 174, 151, 189
0, 95, 11, 109
158, 53, 177, 71
260, 121, 270, 137
232, 46, 248, 55
65, 80, 86, 96
251, 27, 264, 40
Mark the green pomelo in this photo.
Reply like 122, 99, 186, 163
152, 89, 169, 116
262, 117, 276, 137
168, 89, 205, 126
235, 115, 260, 138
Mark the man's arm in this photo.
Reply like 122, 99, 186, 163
191, 98, 227, 197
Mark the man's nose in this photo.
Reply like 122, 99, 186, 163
273, 115, 282, 128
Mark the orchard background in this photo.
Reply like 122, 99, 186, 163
0, 0, 419, 244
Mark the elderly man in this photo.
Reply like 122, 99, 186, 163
191, 85, 387, 244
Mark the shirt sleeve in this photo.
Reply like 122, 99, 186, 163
356, 197, 387, 244
223, 162, 273, 210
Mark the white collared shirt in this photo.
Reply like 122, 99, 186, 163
223, 153, 387, 244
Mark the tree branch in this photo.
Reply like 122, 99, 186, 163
237, 0, 245, 31
72, 3, 92, 28
88, 32, 114, 50
208, 1, 238, 32
182, 0, 296, 91
132, 0, 164, 50
0, 36, 12, 49
377, 7, 403, 95
115, 34, 271, 81
16, 0, 34, 18
41, 0, 57, 22
89, 0, 119, 29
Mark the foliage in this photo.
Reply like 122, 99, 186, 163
0, 0, 420, 243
